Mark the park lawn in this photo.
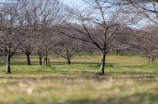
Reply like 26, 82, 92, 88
0, 53, 158, 104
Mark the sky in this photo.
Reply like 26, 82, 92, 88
0, 0, 84, 5
62, 0, 83, 6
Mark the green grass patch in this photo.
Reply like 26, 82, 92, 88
0, 53, 158, 104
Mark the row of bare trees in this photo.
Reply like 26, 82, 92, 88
0, 0, 158, 74
0, 0, 66, 73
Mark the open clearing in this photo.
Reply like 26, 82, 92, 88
0, 53, 158, 104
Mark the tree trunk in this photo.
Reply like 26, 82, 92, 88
150, 59, 153, 64
151, 58, 154, 64
26, 54, 31, 65
153, 58, 155, 64
66, 49, 71, 65
116, 50, 119, 55
67, 59, 70, 65
39, 54, 42, 65
6, 55, 11, 73
21, 50, 23, 53
148, 57, 150, 64
48, 59, 51, 67
44, 52, 48, 67
100, 53, 106, 74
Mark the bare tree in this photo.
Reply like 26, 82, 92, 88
0, 1, 31, 73
37, 0, 65, 67
34, 31, 53, 67
20, 39, 34, 65
123, 0, 158, 27
53, 32, 79, 65
22, 0, 65, 66
57, 0, 139, 74
34, 36, 46, 65
130, 26, 158, 64
113, 26, 137, 56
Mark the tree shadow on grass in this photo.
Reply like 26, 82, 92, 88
0, 61, 114, 65
50, 62, 116, 66
51, 62, 102, 65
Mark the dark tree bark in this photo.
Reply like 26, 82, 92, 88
39, 54, 42, 65
6, 55, 11, 73
43, 52, 48, 67
100, 53, 106, 74
66, 49, 71, 65
151, 57, 155, 64
26, 54, 31, 65
37, 50, 45, 65
148, 57, 150, 64
151, 58, 153, 64
116, 50, 120, 55
67, 59, 70, 65
116, 50, 118, 55
153, 58, 155, 64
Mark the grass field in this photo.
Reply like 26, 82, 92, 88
0, 53, 158, 104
